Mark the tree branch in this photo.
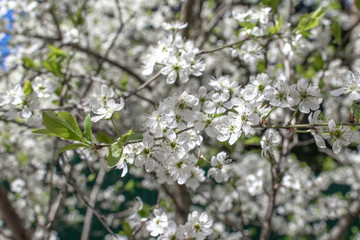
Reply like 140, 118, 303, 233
81, 168, 106, 240
0, 184, 32, 240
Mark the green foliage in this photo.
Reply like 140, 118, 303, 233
356, 0, 360, 10
41, 45, 67, 77
138, 203, 151, 218
56, 143, 89, 155
261, 0, 281, 13
87, 173, 96, 182
238, 21, 256, 30
22, 80, 33, 98
330, 19, 342, 45
350, 102, 360, 122
22, 57, 39, 69
33, 111, 92, 148
69, 9, 84, 26
83, 114, 93, 143
124, 179, 135, 194
309, 53, 324, 71
296, 7, 325, 35
96, 131, 113, 144
106, 140, 123, 167
257, 60, 266, 73
120, 221, 132, 237
121, 73, 128, 89
127, 132, 143, 141
268, 15, 283, 34
16, 151, 29, 165
121, 128, 133, 143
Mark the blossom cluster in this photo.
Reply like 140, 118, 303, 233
1, 0, 360, 240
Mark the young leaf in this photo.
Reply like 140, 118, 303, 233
83, 114, 93, 143
106, 141, 123, 167
32, 128, 59, 137
268, 15, 283, 35
42, 111, 84, 142
121, 128, 134, 143
330, 19, 341, 45
356, 0, 360, 10
57, 112, 83, 138
56, 143, 89, 155
127, 133, 143, 141
296, 7, 325, 34
48, 45, 67, 59
22, 57, 37, 69
23, 80, 33, 98
350, 103, 360, 122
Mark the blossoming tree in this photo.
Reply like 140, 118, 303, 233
1, 0, 360, 239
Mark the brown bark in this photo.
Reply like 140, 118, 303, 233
0, 184, 32, 240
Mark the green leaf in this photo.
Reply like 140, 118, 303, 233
42, 60, 63, 77
57, 112, 83, 138
121, 221, 132, 237
356, 0, 360, 10
56, 143, 89, 155
121, 128, 133, 143
22, 57, 37, 69
296, 7, 325, 34
106, 141, 123, 167
23, 80, 33, 98
48, 45, 67, 59
83, 114, 93, 143
238, 21, 256, 30
96, 131, 113, 144
127, 132, 143, 141
268, 15, 283, 34
87, 173, 96, 182
32, 128, 59, 137
330, 19, 341, 45
42, 111, 84, 142
17, 151, 29, 165
350, 102, 360, 122
124, 179, 135, 194
262, 0, 280, 13
309, 53, 324, 70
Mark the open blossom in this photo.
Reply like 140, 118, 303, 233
265, 80, 294, 108
207, 151, 231, 182
290, 79, 322, 113
330, 70, 360, 100
184, 211, 213, 240
0, 84, 24, 106
260, 129, 281, 158
162, 21, 188, 31
32, 76, 55, 98
308, 110, 327, 148
160, 56, 190, 84
328, 119, 354, 154
91, 98, 124, 122
233, 40, 264, 65
146, 209, 169, 237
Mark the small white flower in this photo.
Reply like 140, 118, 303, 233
260, 129, 281, 158
308, 110, 327, 148
91, 98, 125, 122
207, 151, 231, 182
163, 21, 188, 31
146, 209, 168, 237
160, 56, 190, 84
328, 119, 354, 154
265, 80, 293, 108
330, 70, 360, 101
290, 79, 322, 113
32, 77, 55, 98
185, 211, 213, 240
